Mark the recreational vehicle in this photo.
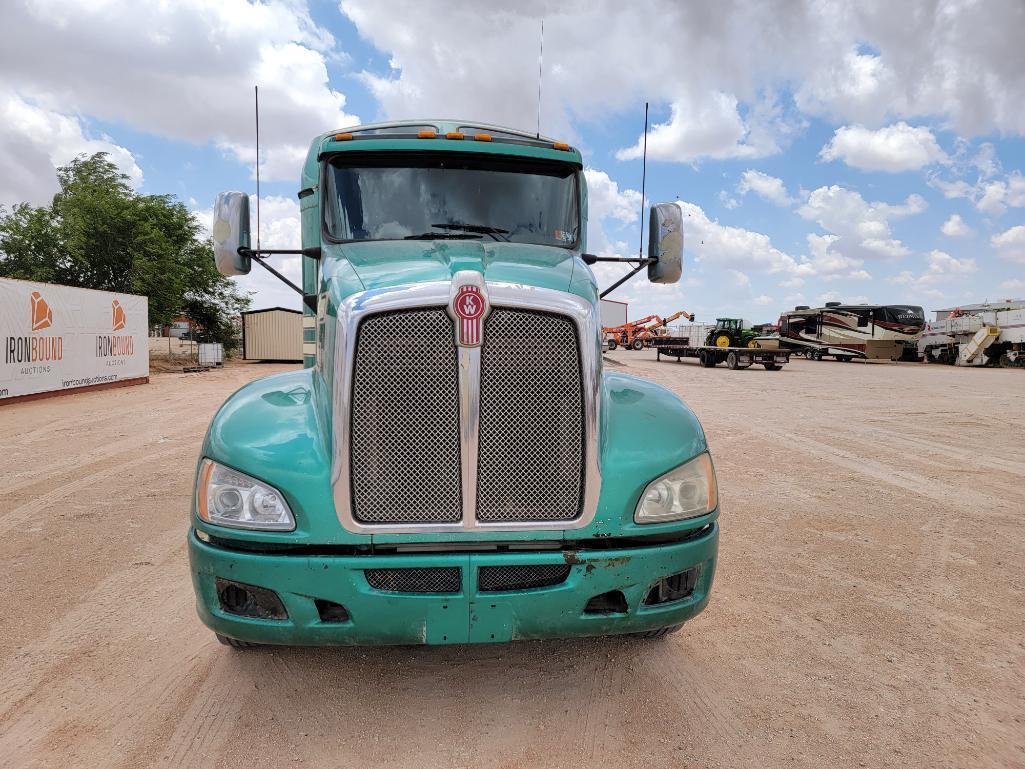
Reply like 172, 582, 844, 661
776, 303, 924, 361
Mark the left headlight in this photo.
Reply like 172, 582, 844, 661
196, 459, 296, 531
635, 452, 718, 524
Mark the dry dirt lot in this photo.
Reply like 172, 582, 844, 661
0, 354, 1022, 769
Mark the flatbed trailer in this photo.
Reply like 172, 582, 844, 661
651, 337, 791, 370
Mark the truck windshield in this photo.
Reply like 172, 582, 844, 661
324, 154, 580, 249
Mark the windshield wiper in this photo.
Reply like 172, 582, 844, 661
403, 232, 484, 240
431, 222, 510, 242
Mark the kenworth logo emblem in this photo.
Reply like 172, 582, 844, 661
452, 284, 487, 347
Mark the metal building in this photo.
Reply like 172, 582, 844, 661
241, 307, 303, 362
600, 298, 628, 328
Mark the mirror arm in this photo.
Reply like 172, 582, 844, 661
241, 251, 303, 296
582, 254, 657, 266
594, 256, 659, 299
239, 246, 321, 259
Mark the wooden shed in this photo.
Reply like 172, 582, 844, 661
241, 308, 303, 362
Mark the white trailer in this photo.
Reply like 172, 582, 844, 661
599, 298, 628, 329
919, 300, 1025, 367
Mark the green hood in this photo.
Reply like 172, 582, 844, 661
322, 240, 593, 300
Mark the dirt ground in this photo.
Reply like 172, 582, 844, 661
0, 353, 1022, 769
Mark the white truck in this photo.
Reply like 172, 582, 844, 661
919, 300, 1025, 367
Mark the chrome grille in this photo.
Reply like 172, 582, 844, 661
349, 309, 462, 523
478, 564, 571, 592
476, 309, 584, 521
365, 568, 462, 593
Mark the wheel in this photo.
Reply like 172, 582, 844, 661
746, 339, 760, 348
763, 362, 781, 370
629, 623, 683, 639
606, 339, 617, 351
215, 633, 261, 649
713, 332, 733, 348
631, 339, 643, 351
699, 350, 715, 367
726, 351, 740, 370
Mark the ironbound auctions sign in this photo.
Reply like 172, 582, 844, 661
1, 278, 148, 402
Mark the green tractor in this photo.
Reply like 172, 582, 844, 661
705, 318, 761, 349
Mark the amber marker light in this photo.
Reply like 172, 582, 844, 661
473, 133, 492, 142
417, 130, 437, 138
334, 132, 353, 141
196, 459, 216, 522
553, 141, 571, 151
446, 131, 465, 140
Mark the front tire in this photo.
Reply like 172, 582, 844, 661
607, 339, 618, 351
629, 623, 684, 639
631, 339, 644, 351
216, 633, 262, 649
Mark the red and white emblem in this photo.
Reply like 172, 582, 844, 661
452, 284, 488, 347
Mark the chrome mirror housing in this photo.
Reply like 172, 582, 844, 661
212, 191, 252, 276
647, 202, 683, 284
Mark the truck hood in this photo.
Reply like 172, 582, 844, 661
324, 240, 584, 297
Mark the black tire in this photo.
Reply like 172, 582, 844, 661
631, 339, 643, 351
630, 623, 684, 639
726, 351, 740, 370
763, 362, 781, 371
606, 339, 618, 351
215, 633, 261, 649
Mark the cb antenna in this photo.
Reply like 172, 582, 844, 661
255, 84, 261, 252
536, 19, 544, 138
637, 101, 648, 259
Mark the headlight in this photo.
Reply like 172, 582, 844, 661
635, 452, 718, 524
196, 459, 296, 531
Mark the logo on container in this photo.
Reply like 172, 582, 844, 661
96, 297, 134, 358
4, 289, 63, 364
112, 299, 126, 331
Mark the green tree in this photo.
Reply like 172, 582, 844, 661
0, 152, 250, 350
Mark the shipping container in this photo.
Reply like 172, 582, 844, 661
599, 298, 628, 328
0, 277, 148, 404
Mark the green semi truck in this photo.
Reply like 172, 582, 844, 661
192, 120, 719, 647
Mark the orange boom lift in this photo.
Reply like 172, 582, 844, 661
604, 310, 695, 350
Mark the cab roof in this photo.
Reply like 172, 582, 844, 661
302, 119, 582, 189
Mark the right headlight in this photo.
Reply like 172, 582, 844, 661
196, 459, 296, 531
634, 452, 718, 524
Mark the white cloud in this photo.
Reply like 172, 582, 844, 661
737, 170, 794, 206
819, 122, 948, 172
940, 214, 973, 238
674, 201, 799, 275
753, 294, 774, 306
0, 0, 357, 190
0, 91, 143, 208
999, 278, 1025, 291
719, 190, 739, 210
581, 169, 641, 256
797, 185, 926, 264
992, 225, 1025, 263
816, 290, 870, 306
889, 250, 977, 292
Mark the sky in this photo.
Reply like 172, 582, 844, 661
1, 0, 1024, 323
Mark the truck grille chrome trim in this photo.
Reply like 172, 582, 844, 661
331, 279, 602, 534
364, 567, 462, 594
477, 564, 571, 592
349, 309, 462, 524
477, 309, 583, 521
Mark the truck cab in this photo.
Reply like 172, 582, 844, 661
192, 120, 719, 646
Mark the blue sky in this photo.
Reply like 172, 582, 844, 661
2, 0, 1023, 322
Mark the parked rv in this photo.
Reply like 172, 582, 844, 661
776, 303, 924, 361
919, 300, 1025, 367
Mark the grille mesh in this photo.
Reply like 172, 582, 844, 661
365, 568, 462, 593
476, 310, 584, 521
350, 309, 462, 523
478, 564, 572, 592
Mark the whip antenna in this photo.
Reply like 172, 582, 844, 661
536, 19, 544, 137
255, 84, 261, 252
637, 101, 648, 259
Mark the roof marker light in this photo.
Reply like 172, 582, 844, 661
473, 133, 492, 142
553, 141, 571, 151
417, 130, 437, 138
446, 131, 465, 140
334, 132, 353, 141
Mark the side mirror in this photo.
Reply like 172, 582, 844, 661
212, 191, 252, 276
647, 203, 683, 284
